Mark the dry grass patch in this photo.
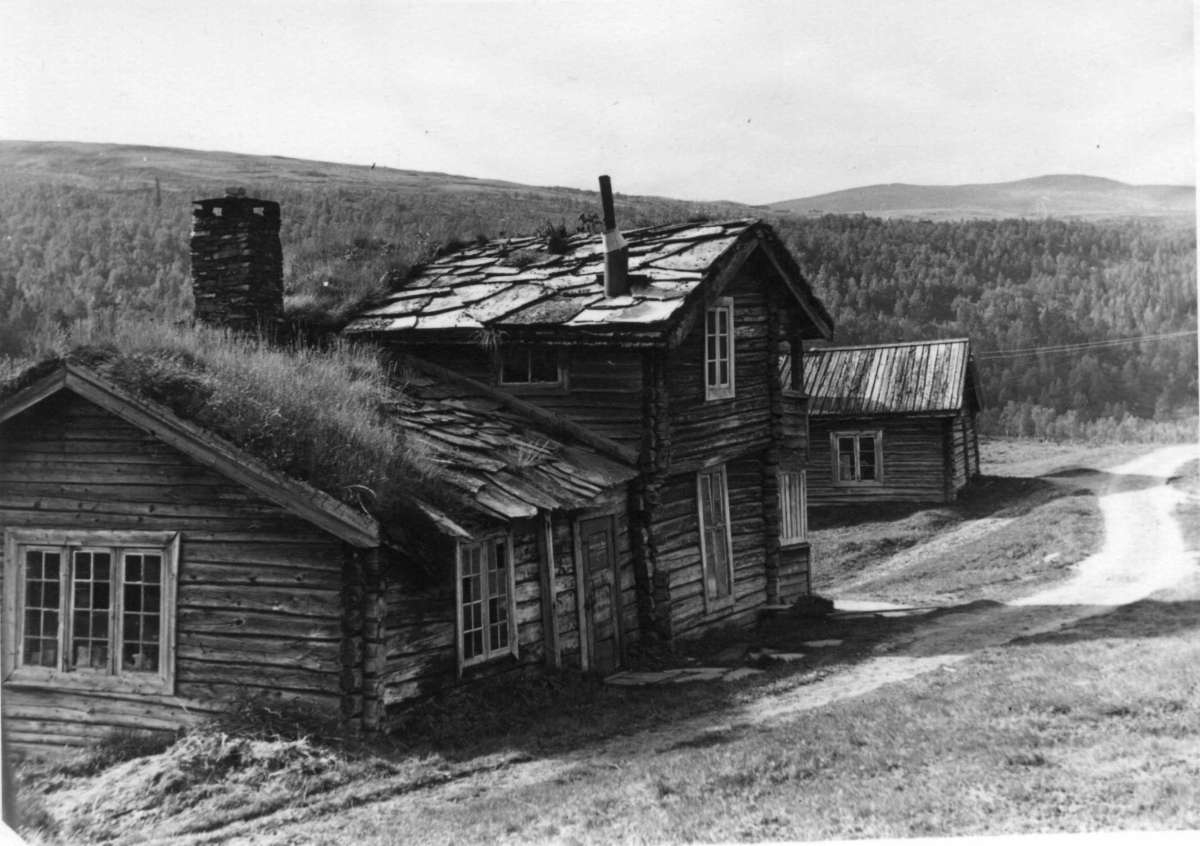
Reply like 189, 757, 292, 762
312, 605, 1200, 845
811, 475, 1102, 604
1, 316, 446, 515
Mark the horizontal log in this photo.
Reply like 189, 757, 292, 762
178, 607, 343, 639
176, 658, 343, 695
180, 584, 341, 617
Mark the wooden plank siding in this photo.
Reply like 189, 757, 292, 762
0, 392, 352, 756
389, 343, 645, 452
652, 454, 770, 638
377, 491, 637, 718
808, 416, 971, 505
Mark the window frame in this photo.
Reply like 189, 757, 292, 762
496, 346, 566, 391
2, 529, 180, 695
704, 298, 736, 401
455, 535, 519, 672
696, 465, 735, 607
779, 469, 808, 545
831, 430, 885, 487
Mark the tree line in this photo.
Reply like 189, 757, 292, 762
0, 172, 1195, 437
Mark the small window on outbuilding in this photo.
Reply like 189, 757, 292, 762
499, 347, 564, 388
3, 529, 179, 694
833, 431, 884, 486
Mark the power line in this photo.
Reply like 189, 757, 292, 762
976, 329, 1197, 361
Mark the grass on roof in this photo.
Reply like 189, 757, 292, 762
2, 317, 438, 518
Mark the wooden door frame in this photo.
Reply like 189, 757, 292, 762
572, 513, 621, 674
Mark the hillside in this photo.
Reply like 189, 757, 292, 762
770, 175, 1196, 220
0, 141, 1195, 437
0, 140, 755, 213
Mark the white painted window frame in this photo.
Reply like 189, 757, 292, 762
455, 535, 519, 672
779, 469, 808, 545
704, 298, 736, 400
696, 464, 735, 606
831, 430, 885, 487
2, 529, 180, 695
497, 346, 566, 390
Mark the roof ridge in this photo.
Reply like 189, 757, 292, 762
808, 337, 971, 354
401, 355, 638, 467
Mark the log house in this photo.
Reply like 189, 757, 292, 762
803, 339, 983, 505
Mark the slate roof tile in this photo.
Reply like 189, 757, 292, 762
392, 364, 637, 525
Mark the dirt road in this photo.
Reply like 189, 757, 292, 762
194, 443, 1200, 845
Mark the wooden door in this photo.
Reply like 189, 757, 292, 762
577, 516, 620, 675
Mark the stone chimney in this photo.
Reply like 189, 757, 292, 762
190, 189, 284, 333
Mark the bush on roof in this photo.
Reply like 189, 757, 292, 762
3, 316, 435, 516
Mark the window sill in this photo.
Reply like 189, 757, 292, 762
780, 540, 811, 551
459, 650, 520, 678
832, 480, 884, 488
497, 382, 568, 395
703, 593, 736, 613
3, 669, 173, 696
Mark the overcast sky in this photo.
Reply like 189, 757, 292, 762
0, 0, 1193, 204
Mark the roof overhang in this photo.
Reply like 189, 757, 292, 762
0, 364, 381, 548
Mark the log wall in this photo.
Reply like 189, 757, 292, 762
950, 410, 981, 491
807, 416, 956, 505
378, 491, 636, 721
651, 454, 770, 639
390, 343, 645, 451
643, 258, 820, 638
0, 393, 350, 758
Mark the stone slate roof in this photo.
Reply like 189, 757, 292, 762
390, 358, 637, 532
344, 219, 833, 344
803, 339, 982, 417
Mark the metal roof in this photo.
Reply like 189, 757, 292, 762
390, 360, 637, 528
803, 339, 980, 417
344, 219, 833, 343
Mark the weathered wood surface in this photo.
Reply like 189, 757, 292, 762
808, 417, 954, 505
0, 392, 350, 755
804, 339, 973, 417
395, 343, 646, 452
376, 492, 637, 720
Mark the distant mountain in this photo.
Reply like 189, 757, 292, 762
769, 175, 1195, 220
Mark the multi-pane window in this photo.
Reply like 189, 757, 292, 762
457, 537, 517, 668
697, 465, 734, 602
779, 470, 808, 544
3, 530, 178, 693
704, 298, 735, 400
499, 347, 563, 386
833, 431, 883, 485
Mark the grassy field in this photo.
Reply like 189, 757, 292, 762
9, 439, 1199, 844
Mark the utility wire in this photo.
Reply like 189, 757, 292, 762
976, 329, 1197, 360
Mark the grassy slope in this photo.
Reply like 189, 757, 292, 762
0, 140, 755, 211
12, 443, 1200, 844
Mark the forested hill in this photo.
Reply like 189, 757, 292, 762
0, 141, 1196, 437
771, 175, 1195, 220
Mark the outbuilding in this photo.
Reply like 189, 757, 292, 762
803, 339, 982, 505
